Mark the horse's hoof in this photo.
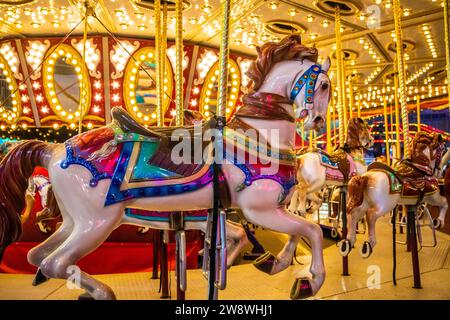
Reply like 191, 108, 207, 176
32, 269, 49, 286
78, 292, 95, 300
338, 240, 351, 257
331, 228, 339, 239
290, 278, 314, 300
360, 241, 372, 259
253, 251, 276, 275
433, 219, 442, 229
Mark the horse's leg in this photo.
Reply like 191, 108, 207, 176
195, 220, 249, 268
28, 198, 74, 285
39, 210, 122, 300
424, 192, 448, 228
288, 188, 300, 214
242, 201, 324, 298
223, 220, 249, 267
361, 193, 398, 258
306, 192, 323, 214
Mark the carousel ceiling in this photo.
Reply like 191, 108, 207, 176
0, 0, 447, 125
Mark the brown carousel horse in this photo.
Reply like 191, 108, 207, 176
338, 132, 448, 258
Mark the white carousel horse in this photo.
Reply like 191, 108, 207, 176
289, 117, 374, 215
0, 35, 332, 300
338, 132, 448, 258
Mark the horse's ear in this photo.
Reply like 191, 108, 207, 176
322, 57, 331, 73
256, 46, 262, 56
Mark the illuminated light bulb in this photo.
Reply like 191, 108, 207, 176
288, 9, 298, 17
268, 1, 279, 10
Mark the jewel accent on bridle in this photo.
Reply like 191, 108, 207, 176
290, 64, 323, 108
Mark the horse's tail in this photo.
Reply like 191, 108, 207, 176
0, 140, 51, 261
347, 175, 369, 214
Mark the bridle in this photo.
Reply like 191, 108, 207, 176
289, 64, 326, 120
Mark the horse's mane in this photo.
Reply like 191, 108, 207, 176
246, 34, 319, 92
346, 118, 368, 149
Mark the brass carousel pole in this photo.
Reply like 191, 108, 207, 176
416, 95, 421, 133
175, 0, 184, 126
78, 12, 89, 134
161, 2, 168, 124
444, 0, 450, 110
383, 98, 391, 166
335, 7, 345, 147
154, 0, 170, 299
335, 5, 349, 277
394, 74, 401, 160
327, 102, 332, 153
174, 0, 186, 301
155, 0, 164, 127
208, 0, 231, 300
342, 62, 348, 129
333, 96, 337, 145
393, 0, 410, 159
348, 78, 354, 119
394, 0, 420, 289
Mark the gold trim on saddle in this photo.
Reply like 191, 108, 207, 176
224, 128, 296, 166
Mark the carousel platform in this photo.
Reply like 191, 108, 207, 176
1, 215, 449, 300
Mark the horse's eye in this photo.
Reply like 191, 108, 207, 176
321, 83, 329, 90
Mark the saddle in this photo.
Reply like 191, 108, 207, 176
111, 108, 232, 208
316, 148, 352, 183
111, 107, 214, 177
368, 161, 439, 198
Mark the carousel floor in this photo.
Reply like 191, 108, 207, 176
0, 215, 450, 300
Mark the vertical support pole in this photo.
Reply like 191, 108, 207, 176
349, 79, 354, 119
444, 0, 450, 111
78, 13, 89, 134
416, 95, 421, 133
383, 98, 391, 166
151, 231, 160, 279
175, 0, 184, 126
340, 189, 349, 276
154, 0, 163, 127
407, 206, 422, 289
332, 97, 337, 146
392, 207, 397, 286
393, 0, 410, 158
208, 0, 231, 301
394, 73, 401, 160
176, 230, 186, 300
342, 62, 348, 132
335, 7, 345, 147
326, 104, 332, 153
160, 231, 170, 299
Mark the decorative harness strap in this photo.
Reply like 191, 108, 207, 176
290, 64, 323, 107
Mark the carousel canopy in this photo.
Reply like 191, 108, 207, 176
0, 0, 448, 136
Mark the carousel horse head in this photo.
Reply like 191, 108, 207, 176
410, 132, 447, 173
246, 34, 331, 131
346, 117, 374, 150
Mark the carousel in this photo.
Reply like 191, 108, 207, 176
0, 0, 449, 301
